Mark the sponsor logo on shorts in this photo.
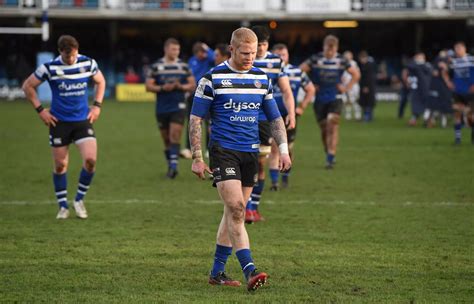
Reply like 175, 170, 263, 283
88, 129, 94, 135
225, 168, 236, 176
213, 167, 221, 180
253, 174, 258, 183
53, 138, 62, 145
221, 79, 233, 87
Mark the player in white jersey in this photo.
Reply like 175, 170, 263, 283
341, 51, 361, 120
22, 35, 106, 219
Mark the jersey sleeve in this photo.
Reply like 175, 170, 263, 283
34, 64, 49, 81
90, 59, 99, 76
191, 73, 214, 118
183, 63, 193, 78
146, 64, 156, 79
262, 81, 281, 121
301, 71, 312, 88
302, 56, 314, 71
343, 58, 352, 70
278, 59, 288, 78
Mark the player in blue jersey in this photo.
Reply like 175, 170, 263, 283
189, 28, 291, 291
181, 42, 216, 159
245, 25, 295, 223
402, 52, 432, 126
214, 43, 231, 65
272, 43, 315, 189
146, 38, 195, 178
444, 42, 474, 144
300, 35, 360, 169
22, 35, 106, 219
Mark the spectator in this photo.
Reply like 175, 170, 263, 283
124, 66, 140, 84
358, 51, 377, 122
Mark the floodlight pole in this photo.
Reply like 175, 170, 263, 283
41, 0, 49, 42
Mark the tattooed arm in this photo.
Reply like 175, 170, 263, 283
270, 117, 288, 146
270, 117, 292, 171
189, 114, 211, 179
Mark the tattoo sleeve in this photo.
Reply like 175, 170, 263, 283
189, 114, 203, 160
270, 117, 288, 146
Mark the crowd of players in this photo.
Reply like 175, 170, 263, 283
21, 27, 474, 291
401, 43, 474, 144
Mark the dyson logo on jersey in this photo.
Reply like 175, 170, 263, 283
224, 99, 260, 113
58, 82, 88, 91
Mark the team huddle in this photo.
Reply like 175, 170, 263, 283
22, 27, 474, 292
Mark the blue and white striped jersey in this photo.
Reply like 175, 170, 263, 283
253, 52, 287, 121
191, 61, 281, 152
303, 52, 351, 104
274, 63, 312, 116
147, 58, 192, 114
450, 55, 474, 95
34, 54, 99, 122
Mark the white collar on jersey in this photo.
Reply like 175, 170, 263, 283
58, 54, 79, 66
225, 60, 251, 73
256, 51, 272, 60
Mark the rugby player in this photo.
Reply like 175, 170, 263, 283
401, 52, 432, 126
22, 35, 106, 219
341, 51, 361, 121
300, 35, 360, 169
245, 25, 295, 222
146, 38, 195, 178
214, 43, 231, 65
189, 27, 291, 291
444, 42, 474, 144
272, 43, 315, 188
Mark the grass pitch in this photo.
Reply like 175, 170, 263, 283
0, 101, 473, 303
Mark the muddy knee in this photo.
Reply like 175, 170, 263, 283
54, 161, 68, 174
84, 158, 96, 172
228, 202, 245, 224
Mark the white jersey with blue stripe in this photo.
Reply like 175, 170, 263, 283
253, 52, 287, 120
449, 55, 474, 95
34, 54, 99, 122
191, 61, 281, 152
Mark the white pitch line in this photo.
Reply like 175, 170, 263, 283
0, 199, 471, 207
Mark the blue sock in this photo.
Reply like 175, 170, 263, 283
75, 168, 94, 202
326, 153, 335, 164
164, 149, 170, 163
211, 244, 232, 277
235, 248, 256, 279
246, 179, 264, 211
169, 144, 179, 170
454, 123, 462, 142
53, 172, 68, 209
269, 169, 279, 185
282, 168, 291, 183
364, 110, 370, 121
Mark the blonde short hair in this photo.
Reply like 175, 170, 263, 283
230, 27, 257, 47
324, 35, 339, 46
